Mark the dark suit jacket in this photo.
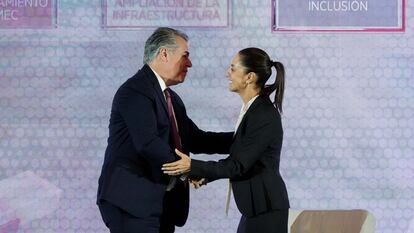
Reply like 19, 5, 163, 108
97, 64, 233, 226
190, 95, 290, 217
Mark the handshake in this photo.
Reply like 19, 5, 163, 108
162, 149, 208, 189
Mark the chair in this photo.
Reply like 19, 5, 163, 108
288, 209, 375, 233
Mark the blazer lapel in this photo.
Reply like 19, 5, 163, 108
232, 96, 266, 139
141, 65, 169, 116
155, 85, 168, 116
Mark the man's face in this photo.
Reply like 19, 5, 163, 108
164, 36, 192, 86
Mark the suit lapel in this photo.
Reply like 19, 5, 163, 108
155, 86, 168, 116
141, 65, 169, 116
230, 96, 268, 155
233, 96, 266, 139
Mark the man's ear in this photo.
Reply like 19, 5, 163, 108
159, 47, 168, 62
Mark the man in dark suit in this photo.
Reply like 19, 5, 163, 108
97, 27, 233, 233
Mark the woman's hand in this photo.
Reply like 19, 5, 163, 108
162, 149, 191, 175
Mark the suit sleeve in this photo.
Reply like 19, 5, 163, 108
190, 116, 280, 180
116, 86, 175, 167
187, 118, 234, 154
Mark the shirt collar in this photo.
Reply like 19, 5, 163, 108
241, 95, 259, 113
150, 66, 167, 92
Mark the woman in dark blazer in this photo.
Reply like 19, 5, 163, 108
163, 47, 290, 233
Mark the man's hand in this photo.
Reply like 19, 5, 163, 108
162, 149, 191, 176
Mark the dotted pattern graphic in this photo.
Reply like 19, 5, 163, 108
0, 1, 413, 233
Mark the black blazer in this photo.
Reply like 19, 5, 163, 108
190, 96, 290, 217
97, 64, 233, 226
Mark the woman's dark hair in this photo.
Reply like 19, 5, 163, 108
238, 47, 285, 113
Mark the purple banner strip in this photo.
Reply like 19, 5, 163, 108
102, 0, 230, 29
272, 0, 405, 32
0, 0, 56, 29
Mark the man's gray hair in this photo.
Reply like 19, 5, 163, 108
143, 27, 189, 64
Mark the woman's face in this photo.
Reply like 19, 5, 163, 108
227, 54, 249, 93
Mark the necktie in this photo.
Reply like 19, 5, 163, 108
164, 88, 182, 151
164, 88, 183, 191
